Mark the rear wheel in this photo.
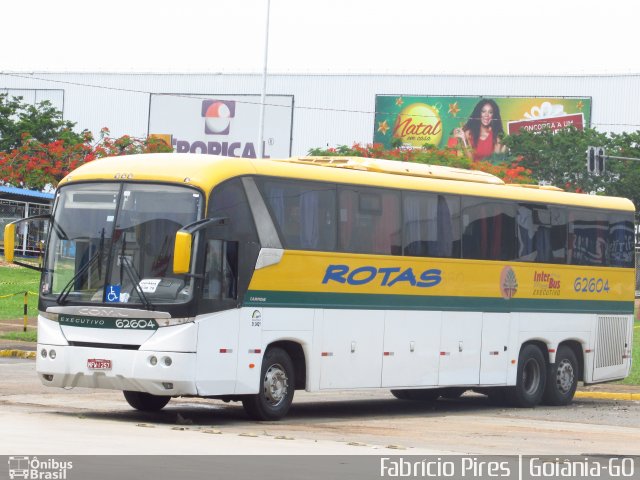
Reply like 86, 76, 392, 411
242, 347, 295, 421
543, 345, 578, 406
506, 344, 547, 408
123, 390, 170, 412
390, 388, 441, 401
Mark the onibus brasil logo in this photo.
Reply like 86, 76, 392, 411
8, 456, 73, 479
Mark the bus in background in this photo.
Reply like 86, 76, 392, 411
3, 154, 635, 420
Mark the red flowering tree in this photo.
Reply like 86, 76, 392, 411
0, 128, 172, 190
308, 143, 532, 184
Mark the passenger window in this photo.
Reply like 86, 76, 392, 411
516, 204, 566, 263
339, 187, 401, 255
568, 209, 608, 266
609, 213, 635, 268
259, 179, 336, 251
462, 198, 516, 261
403, 192, 460, 258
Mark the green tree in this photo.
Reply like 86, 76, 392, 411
0, 94, 85, 151
503, 127, 640, 208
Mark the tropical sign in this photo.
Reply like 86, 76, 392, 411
373, 95, 592, 154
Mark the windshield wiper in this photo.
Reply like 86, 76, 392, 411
56, 229, 105, 305
119, 255, 153, 311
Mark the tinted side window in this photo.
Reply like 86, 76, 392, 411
339, 187, 401, 255
609, 212, 634, 268
403, 192, 460, 258
462, 198, 516, 261
209, 178, 258, 242
568, 209, 608, 266
516, 204, 566, 263
259, 179, 336, 251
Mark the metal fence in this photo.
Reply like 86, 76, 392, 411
0, 200, 51, 257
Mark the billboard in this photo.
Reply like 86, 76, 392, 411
148, 93, 294, 158
373, 96, 591, 161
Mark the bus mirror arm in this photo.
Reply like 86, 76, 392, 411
173, 217, 229, 275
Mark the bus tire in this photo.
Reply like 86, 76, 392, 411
242, 347, 295, 421
390, 389, 441, 401
542, 345, 578, 406
506, 344, 547, 408
123, 390, 170, 412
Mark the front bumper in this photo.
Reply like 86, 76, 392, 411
36, 343, 198, 396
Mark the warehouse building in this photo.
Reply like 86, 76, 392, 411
1, 72, 639, 157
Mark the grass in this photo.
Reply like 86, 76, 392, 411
0, 263, 40, 321
0, 330, 37, 342
618, 320, 640, 385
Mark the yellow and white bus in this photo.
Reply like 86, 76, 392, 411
4, 154, 635, 420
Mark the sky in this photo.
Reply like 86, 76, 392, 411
3, 0, 639, 75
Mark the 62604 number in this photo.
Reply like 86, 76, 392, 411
573, 277, 610, 293
115, 319, 156, 329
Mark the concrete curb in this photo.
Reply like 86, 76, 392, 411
575, 391, 640, 401
0, 349, 35, 359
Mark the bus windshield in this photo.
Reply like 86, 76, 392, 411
42, 182, 202, 306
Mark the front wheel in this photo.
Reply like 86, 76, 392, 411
123, 390, 171, 412
242, 347, 295, 421
506, 344, 547, 408
543, 345, 578, 406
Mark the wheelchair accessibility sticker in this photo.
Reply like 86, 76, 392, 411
105, 285, 121, 303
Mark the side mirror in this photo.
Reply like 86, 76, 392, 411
3, 214, 50, 271
172, 217, 229, 275
173, 231, 193, 275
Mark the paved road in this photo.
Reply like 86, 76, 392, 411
1, 358, 639, 456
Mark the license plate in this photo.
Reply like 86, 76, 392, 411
87, 359, 112, 370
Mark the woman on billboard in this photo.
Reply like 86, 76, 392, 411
453, 98, 506, 162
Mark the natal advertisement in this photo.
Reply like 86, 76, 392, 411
373, 96, 592, 162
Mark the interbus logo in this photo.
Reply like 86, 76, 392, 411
202, 100, 236, 135
500, 266, 518, 299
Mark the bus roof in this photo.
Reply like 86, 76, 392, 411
59, 153, 635, 212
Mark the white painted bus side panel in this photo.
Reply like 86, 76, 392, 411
584, 315, 597, 383
515, 312, 592, 385
262, 308, 314, 331
381, 311, 441, 388
140, 323, 197, 352
234, 307, 316, 394
233, 307, 264, 394
319, 310, 385, 389
479, 313, 511, 385
194, 310, 240, 396
307, 309, 324, 391
438, 312, 482, 386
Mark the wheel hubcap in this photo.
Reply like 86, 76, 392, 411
263, 363, 288, 407
556, 359, 575, 394
522, 358, 541, 395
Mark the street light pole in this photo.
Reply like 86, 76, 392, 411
258, 0, 271, 159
